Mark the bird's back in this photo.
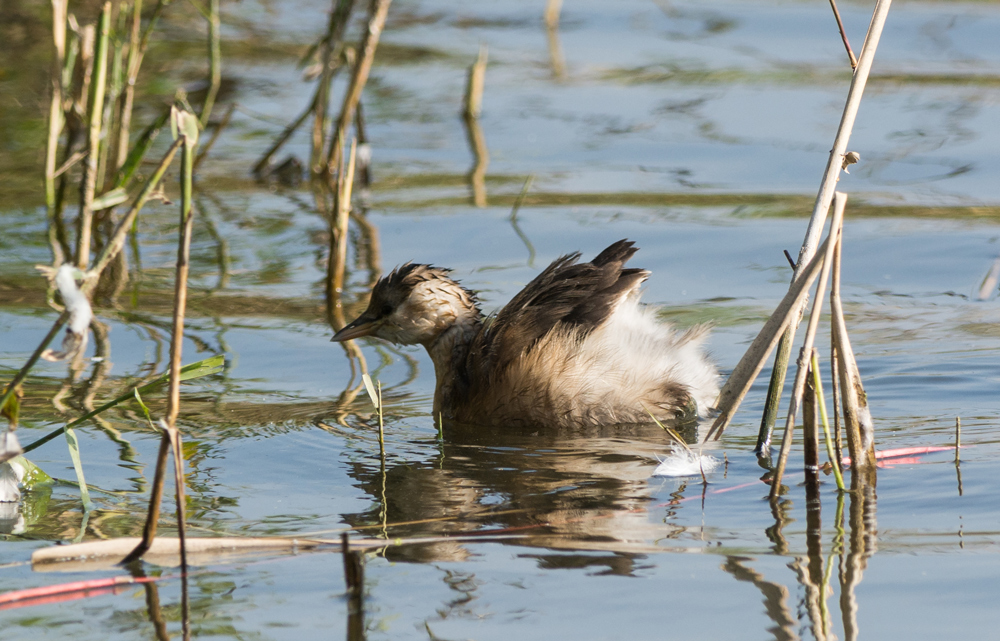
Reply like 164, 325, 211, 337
449, 240, 719, 428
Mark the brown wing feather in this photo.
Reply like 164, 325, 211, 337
467, 239, 649, 379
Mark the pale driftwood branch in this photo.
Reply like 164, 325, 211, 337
769, 193, 847, 498
32, 534, 528, 570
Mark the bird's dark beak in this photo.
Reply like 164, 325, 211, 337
331, 313, 378, 342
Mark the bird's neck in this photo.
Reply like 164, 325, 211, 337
424, 313, 481, 419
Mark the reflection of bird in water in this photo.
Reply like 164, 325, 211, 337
333, 240, 718, 428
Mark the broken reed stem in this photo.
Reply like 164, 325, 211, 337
705, 236, 831, 442
75, 2, 112, 270
769, 193, 846, 500
324, 0, 392, 177
830, 231, 875, 473
812, 350, 846, 491
828, 0, 858, 70
752, 0, 892, 445
544, 0, 566, 80
125, 119, 199, 564
463, 45, 488, 120
462, 47, 490, 208
802, 363, 820, 481
341, 533, 365, 600
954, 417, 960, 463
200, 0, 222, 127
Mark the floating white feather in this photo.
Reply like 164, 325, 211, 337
652, 449, 720, 477
41, 264, 93, 362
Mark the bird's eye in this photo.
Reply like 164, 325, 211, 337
380, 304, 393, 317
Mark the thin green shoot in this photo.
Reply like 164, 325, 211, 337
361, 373, 385, 457
811, 350, 845, 491
377, 380, 384, 458
64, 427, 93, 514
642, 405, 692, 454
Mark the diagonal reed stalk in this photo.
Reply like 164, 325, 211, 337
750, 0, 893, 450
704, 238, 831, 442
768, 193, 847, 500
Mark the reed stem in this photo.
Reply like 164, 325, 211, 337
76, 3, 112, 270
753, 0, 892, 446
124, 110, 199, 563
813, 350, 846, 491
324, 0, 392, 177
769, 193, 846, 499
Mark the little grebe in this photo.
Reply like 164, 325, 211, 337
332, 240, 719, 428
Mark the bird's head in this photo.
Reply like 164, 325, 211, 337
332, 264, 480, 347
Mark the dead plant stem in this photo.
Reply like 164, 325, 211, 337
324, 0, 391, 177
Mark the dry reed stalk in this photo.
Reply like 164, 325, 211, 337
75, 3, 112, 270
954, 417, 961, 463
803, 363, 820, 477
324, 0, 392, 177
324, 143, 367, 372
768, 193, 847, 499
463, 46, 489, 207
544, 0, 566, 79
45, 0, 69, 267
124, 110, 199, 564
331, 139, 358, 298
755, 0, 893, 450
829, 230, 875, 474
705, 236, 831, 442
